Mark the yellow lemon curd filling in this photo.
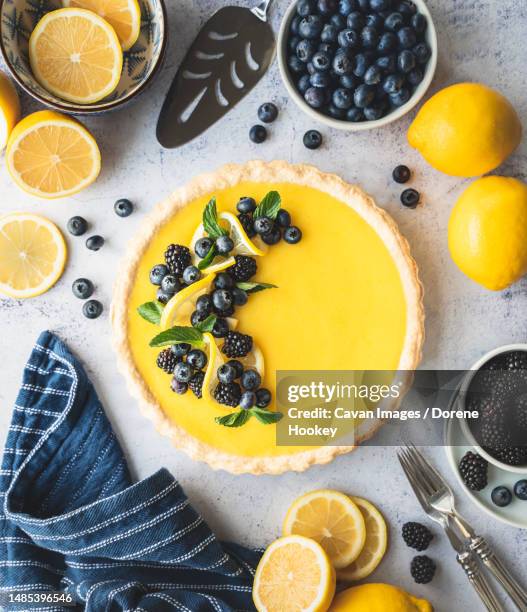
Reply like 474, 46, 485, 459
127, 182, 407, 457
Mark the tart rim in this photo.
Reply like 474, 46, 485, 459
111, 160, 425, 475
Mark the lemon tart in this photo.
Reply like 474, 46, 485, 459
111, 161, 424, 474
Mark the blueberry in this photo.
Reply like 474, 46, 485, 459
320, 23, 338, 43
262, 228, 282, 245
340, 74, 357, 88
195, 236, 214, 258
365, 13, 384, 29
256, 388, 272, 408
299, 15, 324, 39
311, 50, 331, 71
284, 226, 302, 244
369, 0, 391, 9
376, 54, 397, 73
288, 54, 305, 74
332, 87, 353, 109
330, 13, 346, 28
407, 66, 423, 85
86, 235, 104, 251
361, 26, 379, 49
303, 129, 323, 149
304, 86, 326, 108
290, 15, 302, 34
346, 107, 364, 121
514, 479, 527, 500
241, 369, 261, 391
114, 198, 133, 217
354, 83, 376, 108
392, 164, 411, 183
183, 265, 201, 285
363, 102, 386, 120
240, 391, 257, 410
232, 287, 248, 306
298, 74, 311, 94
364, 64, 383, 85
297, 38, 317, 62
356, 0, 369, 9
338, 0, 355, 16
237, 196, 256, 214
327, 105, 346, 119
161, 274, 180, 294
275, 209, 291, 228
413, 41, 431, 64
254, 216, 274, 235
149, 264, 168, 286
195, 295, 212, 316
347, 11, 364, 29
411, 12, 427, 33
398, 49, 416, 72
67, 215, 88, 236
390, 86, 411, 106
289, 35, 301, 53
383, 72, 404, 93
491, 486, 512, 508
72, 278, 94, 299
332, 52, 354, 76
307, 61, 316, 74
257, 102, 278, 124
212, 317, 230, 338
317, 0, 337, 14
297, 0, 314, 16
212, 289, 233, 312
338, 29, 359, 49
191, 310, 207, 326
384, 11, 404, 30
82, 299, 103, 319
377, 31, 397, 53
249, 124, 267, 144
171, 343, 190, 357
214, 272, 234, 289
400, 188, 420, 208
156, 288, 173, 304
216, 235, 234, 255
218, 363, 237, 384
170, 379, 188, 394
397, 0, 417, 15
187, 349, 207, 370
353, 53, 372, 77
397, 26, 417, 49
174, 361, 193, 383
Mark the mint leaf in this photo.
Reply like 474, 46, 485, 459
137, 301, 164, 325
215, 410, 252, 428
236, 282, 278, 294
251, 408, 283, 424
254, 191, 281, 220
203, 197, 227, 239
195, 314, 217, 333
198, 244, 217, 270
150, 326, 204, 348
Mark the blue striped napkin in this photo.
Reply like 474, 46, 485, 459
0, 331, 261, 611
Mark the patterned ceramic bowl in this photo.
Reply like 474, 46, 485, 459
0, 0, 167, 113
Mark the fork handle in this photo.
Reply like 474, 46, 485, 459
456, 550, 505, 612
470, 536, 527, 611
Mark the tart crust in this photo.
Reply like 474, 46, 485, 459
111, 161, 424, 474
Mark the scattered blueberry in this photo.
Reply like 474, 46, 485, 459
491, 486, 512, 507
240, 391, 257, 410
149, 264, 168, 287
514, 479, 527, 501
254, 217, 274, 235
114, 198, 133, 217
256, 388, 272, 408
161, 274, 180, 294
86, 235, 104, 251
171, 343, 190, 357
258, 102, 278, 123
392, 164, 411, 183
216, 235, 234, 254
67, 216, 88, 236
174, 361, 193, 383
401, 188, 420, 208
218, 363, 237, 384
277, 209, 292, 227
249, 124, 267, 143
72, 278, 94, 300
284, 226, 302, 244
187, 349, 207, 370
241, 369, 262, 391
195, 237, 214, 258
82, 299, 103, 319
183, 265, 201, 285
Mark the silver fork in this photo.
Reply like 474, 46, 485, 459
402, 444, 527, 611
398, 450, 504, 612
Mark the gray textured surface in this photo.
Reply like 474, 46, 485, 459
1, 1, 527, 610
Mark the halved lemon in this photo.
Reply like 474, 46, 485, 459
6, 110, 101, 198
337, 497, 388, 582
62, 0, 141, 51
0, 213, 67, 298
253, 535, 336, 612
29, 8, 123, 104
283, 490, 366, 569
0, 71, 20, 150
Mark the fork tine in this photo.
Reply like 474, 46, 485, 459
404, 445, 440, 496
408, 443, 449, 494
397, 451, 431, 513
401, 448, 436, 500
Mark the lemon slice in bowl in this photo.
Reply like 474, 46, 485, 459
6, 110, 101, 199
253, 535, 336, 612
0, 71, 20, 150
337, 497, 388, 582
283, 489, 366, 569
0, 213, 67, 298
29, 8, 123, 104
62, 0, 141, 51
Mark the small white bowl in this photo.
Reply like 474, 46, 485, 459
277, 0, 438, 131
457, 343, 527, 474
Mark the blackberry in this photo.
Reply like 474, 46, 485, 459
214, 382, 242, 407
402, 522, 433, 551
495, 446, 527, 467
410, 555, 436, 584
516, 394, 527, 431
238, 213, 256, 238
156, 348, 177, 374
164, 244, 191, 276
228, 255, 257, 282
222, 331, 253, 358
458, 451, 488, 491
188, 371, 205, 398
498, 351, 527, 371
480, 417, 512, 452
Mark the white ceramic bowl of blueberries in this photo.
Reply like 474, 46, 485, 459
277, 0, 438, 130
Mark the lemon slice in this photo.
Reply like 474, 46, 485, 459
6, 110, 101, 199
0, 71, 20, 150
202, 332, 225, 403
253, 535, 336, 612
283, 490, 366, 569
0, 213, 67, 298
240, 344, 265, 377
29, 8, 123, 104
337, 497, 388, 582
62, 0, 141, 51
160, 274, 215, 330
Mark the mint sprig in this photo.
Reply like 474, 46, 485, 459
216, 408, 283, 427
195, 314, 216, 333
198, 244, 217, 270
236, 282, 278, 294
203, 197, 228, 239
149, 326, 205, 348
254, 191, 281, 220
137, 301, 164, 325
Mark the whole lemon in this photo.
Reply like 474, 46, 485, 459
408, 83, 522, 177
448, 176, 527, 290
329, 583, 432, 612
